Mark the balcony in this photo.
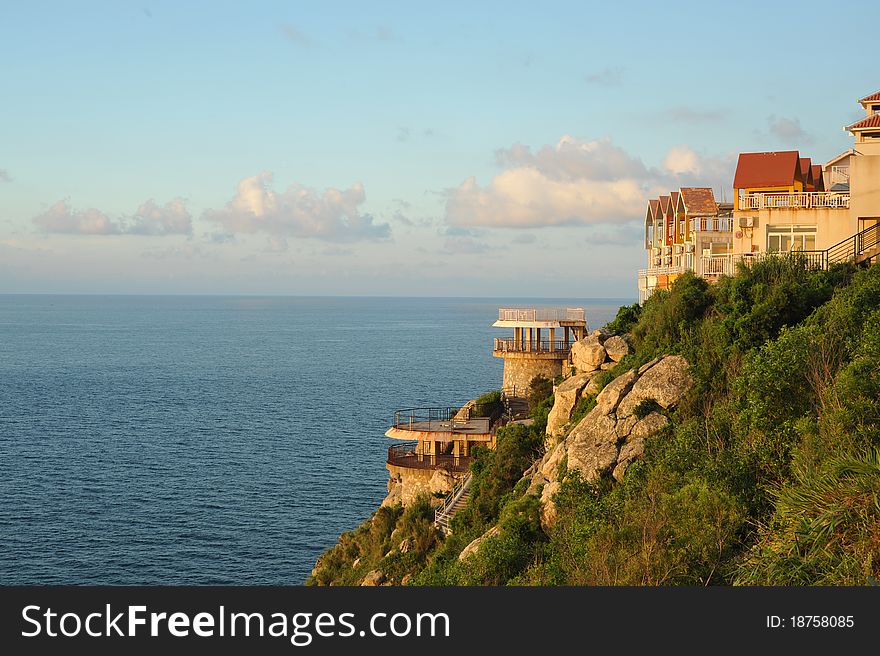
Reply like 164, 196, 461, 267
637, 265, 686, 279
390, 403, 500, 436
387, 443, 472, 473
496, 307, 585, 323
492, 337, 570, 355
738, 192, 849, 210
830, 166, 849, 186
699, 251, 829, 276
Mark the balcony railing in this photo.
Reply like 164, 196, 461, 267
493, 338, 570, 354
699, 251, 828, 276
387, 443, 472, 473
738, 192, 849, 210
830, 166, 849, 186
392, 402, 501, 434
497, 307, 585, 322
637, 265, 686, 279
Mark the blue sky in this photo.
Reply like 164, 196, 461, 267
1, 0, 876, 296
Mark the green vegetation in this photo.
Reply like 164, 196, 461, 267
310, 258, 880, 586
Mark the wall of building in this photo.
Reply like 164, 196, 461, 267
850, 150, 880, 227
732, 207, 853, 254
501, 356, 563, 392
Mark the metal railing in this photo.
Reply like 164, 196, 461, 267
738, 192, 850, 210
392, 402, 501, 433
497, 307, 585, 322
637, 265, 685, 278
830, 166, 849, 186
692, 216, 734, 233
434, 473, 473, 534
387, 443, 472, 473
493, 338, 570, 354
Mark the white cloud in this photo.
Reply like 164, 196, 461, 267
663, 145, 701, 175
33, 201, 120, 235
203, 172, 390, 243
32, 198, 192, 236
128, 198, 193, 235
445, 136, 735, 229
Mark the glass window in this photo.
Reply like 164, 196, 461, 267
767, 225, 817, 251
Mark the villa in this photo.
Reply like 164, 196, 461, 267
638, 90, 880, 302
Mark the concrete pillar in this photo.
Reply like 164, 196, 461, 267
549, 328, 555, 352
526, 328, 532, 352
536, 328, 541, 352
564, 326, 569, 348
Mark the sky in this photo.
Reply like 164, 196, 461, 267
1, 0, 877, 297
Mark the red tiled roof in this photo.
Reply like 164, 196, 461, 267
669, 191, 680, 211
847, 114, 880, 130
859, 90, 880, 104
648, 198, 659, 219
799, 157, 812, 178
658, 195, 670, 213
811, 165, 824, 192
679, 187, 718, 215
733, 151, 801, 189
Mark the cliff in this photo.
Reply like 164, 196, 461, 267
309, 258, 880, 586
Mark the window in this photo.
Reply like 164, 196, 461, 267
767, 225, 817, 252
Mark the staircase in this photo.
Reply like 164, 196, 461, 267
434, 473, 472, 536
501, 387, 530, 421
825, 222, 880, 268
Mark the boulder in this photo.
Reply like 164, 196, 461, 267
526, 471, 547, 496
568, 438, 619, 482
429, 468, 456, 495
401, 574, 413, 586
571, 336, 606, 372
546, 372, 594, 439
381, 482, 403, 508
398, 538, 412, 554
617, 355, 692, 417
589, 329, 610, 343
458, 526, 501, 562
616, 414, 638, 438
540, 480, 561, 530
600, 362, 615, 370
612, 438, 646, 482
584, 376, 604, 397
629, 412, 669, 440
567, 406, 620, 480
594, 370, 637, 415
603, 335, 631, 362
361, 570, 385, 586
540, 440, 568, 482
638, 356, 662, 375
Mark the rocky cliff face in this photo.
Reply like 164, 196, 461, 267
528, 354, 692, 531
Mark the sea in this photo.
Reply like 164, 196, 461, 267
0, 295, 630, 585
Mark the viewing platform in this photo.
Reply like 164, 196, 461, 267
386, 443, 472, 474
738, 191, 849, 210
384, 402, 500, 441
492, 306, 588, 391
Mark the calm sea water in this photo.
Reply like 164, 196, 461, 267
0, 295, 628, 584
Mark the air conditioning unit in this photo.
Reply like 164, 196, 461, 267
653, 257, 662, 266
663, 256, 672, 265
685, 243, 695, 253
663, 246, 673, 255
739, 216, 755, 228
